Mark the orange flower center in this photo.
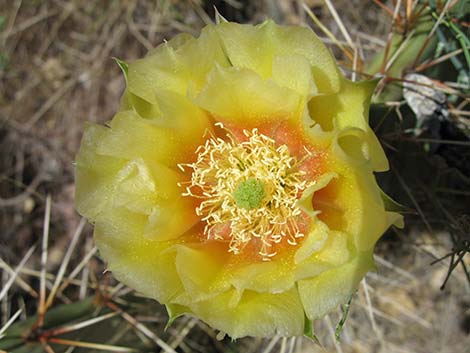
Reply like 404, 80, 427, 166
179, 124, 314, 261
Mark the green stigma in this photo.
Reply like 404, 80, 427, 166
233, 178, 266, 210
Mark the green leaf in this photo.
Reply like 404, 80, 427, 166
303, 314, 320, 344
113, 57, 128, 83
0, 16, 6, 30
0, 297, 98, 351
165, 304, 188, 330
11, 343, 45, 353
0, 53, 8, 70
335, 292, 354, 342
451, 0, 470, 19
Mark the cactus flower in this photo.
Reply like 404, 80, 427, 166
75, 20, 403, 338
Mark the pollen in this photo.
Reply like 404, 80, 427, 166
179, 125, 312, 260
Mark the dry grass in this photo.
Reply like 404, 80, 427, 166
0, 1, 469, 352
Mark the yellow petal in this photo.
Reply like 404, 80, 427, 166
297, 172, 338, 219
309, 78, 388, 171
314, 230, 350, 266
298, 250, 374, 320
75, 123, 199, 239
96, 111, 169, 162
271, 54, 317, 97
193, 65, 301, 126
294, 222, 350, 280
173, 244, 230, 302
89, 162, 197, 240
93, 159, 172, 223
228, 258, 295, 295
127, 41, 189, 104
294, 219, 329, 264
350, 168, 394, 251
143, 202, 198, 242
154, 90, 211, 154
323, 169, 390, 251
121, 92, 162, 120
96, 104, 208, 166
178, 25, 231, 91
313, 141, 392, 252
219, 221, 337, 296
190, 287, 305, 338
75, 123, 126, 219
333, 128, 371, 166
215, 20, 340, 94
142, 161, 199, 240
94, 215, 185, 303
127, 26, 229, 104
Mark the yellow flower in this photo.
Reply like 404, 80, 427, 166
75, 20, 403, 338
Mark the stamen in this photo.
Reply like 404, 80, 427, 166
179, 128, 313, 260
